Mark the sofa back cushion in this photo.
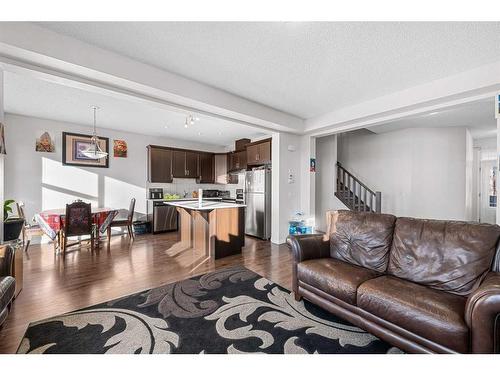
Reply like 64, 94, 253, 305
327, 210, 397, 272
388, 217, 500, 295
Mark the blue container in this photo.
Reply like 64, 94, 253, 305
289, 223, 313, 235
133, 221, 151, 235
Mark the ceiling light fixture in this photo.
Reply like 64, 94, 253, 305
81, 106, 108, 160
184, 114, 200, 129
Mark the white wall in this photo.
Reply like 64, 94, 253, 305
465, 129, 474, 221
299, 135, 315, 219
4, 114, 230, 224
471, 146, 481, 222
474, 137, 497, 149
314, 135, 348, 231
271, 132, 302, 244
337, 127, 470, 220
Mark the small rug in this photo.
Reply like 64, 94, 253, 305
17, 266, 401, 354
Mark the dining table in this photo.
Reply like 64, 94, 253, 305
35, 207, 119, 251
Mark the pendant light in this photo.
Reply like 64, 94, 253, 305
82, 106, 108, 160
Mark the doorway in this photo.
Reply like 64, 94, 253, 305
478, 150, 497, 224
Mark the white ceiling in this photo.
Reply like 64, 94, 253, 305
3, 71, 268, 146
368, 99, 496, 139
37, 22, 500, 119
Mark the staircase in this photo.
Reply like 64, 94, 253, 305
335, 162, 381, 213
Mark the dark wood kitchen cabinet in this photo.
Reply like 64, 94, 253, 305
172, 150, 186, 178
172, 150, 200, 178
185, 151, 199, 177
228, 150, 247, 172
148, 146, 173, 183
148, 141, 262, 184
226, 153, 239, 184
246, 139, 271, 166
197, 152, 215, 183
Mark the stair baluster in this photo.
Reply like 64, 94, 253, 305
335, 162, 381, 213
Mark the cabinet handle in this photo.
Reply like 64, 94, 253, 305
256, 153, 259, 161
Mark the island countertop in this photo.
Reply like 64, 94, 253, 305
164, 200, 246, 210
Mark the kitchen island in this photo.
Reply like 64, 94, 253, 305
164, 200, 246, 260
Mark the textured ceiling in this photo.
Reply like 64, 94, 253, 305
37, 22, 500, 119
3, 72, 268, 146
368, 99, 496, 139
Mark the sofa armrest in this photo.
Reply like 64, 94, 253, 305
465, 272, 500, 353
287, 234, 329, 299
0, 245, 15, 277
286, 234, 330, 263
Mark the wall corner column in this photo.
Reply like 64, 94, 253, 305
270, 132, 302, 244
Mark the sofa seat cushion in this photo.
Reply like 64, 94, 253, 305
357, 275, 469, 353
297, 258, 380, 305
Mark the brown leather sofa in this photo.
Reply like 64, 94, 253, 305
287, 210, 500, 353
0, 245, 15, 328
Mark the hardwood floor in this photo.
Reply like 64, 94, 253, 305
0, 232, 292, 354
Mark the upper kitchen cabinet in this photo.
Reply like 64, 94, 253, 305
172, 150, 185, 177
172, 150, 200, 178
185, 151, 199, 178
148, 146, 173, 183
246, 139, 271, 166
197, 152, 215, 183
228, 150, 247, 172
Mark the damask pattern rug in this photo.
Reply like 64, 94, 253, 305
17, 266, 402, 354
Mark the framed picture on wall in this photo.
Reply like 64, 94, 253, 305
62, 132, 109, 168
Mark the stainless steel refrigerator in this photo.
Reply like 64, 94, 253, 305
245, 167, 271, 240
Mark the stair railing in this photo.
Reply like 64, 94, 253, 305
336, 162, 381, 213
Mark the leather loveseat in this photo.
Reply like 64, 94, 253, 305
287, 210, 500, 353
0, 245, 15, 328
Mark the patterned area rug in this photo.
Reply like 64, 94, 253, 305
17, 266, 402, 354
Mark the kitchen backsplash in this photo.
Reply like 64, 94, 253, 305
147, 172, 245, 198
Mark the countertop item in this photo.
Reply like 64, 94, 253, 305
164, 200, 246, 210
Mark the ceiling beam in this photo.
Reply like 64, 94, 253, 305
0, 22, 304, 134
306, 60, 500, 136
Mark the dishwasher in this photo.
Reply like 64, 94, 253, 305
153, 202, 178, 234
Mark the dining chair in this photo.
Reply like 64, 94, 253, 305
61, 201, 95, 254
107, 198, 136, 245
16, 201, 42, 248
